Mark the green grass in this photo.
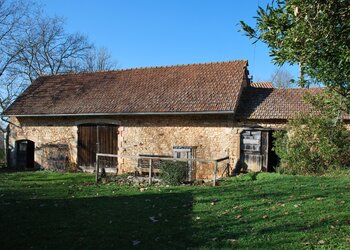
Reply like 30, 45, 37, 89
1, 171, 350, 249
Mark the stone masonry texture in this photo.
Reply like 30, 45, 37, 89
9, 115, 289, 179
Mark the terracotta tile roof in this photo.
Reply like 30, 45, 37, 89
236, 87, 350, 120
236, 87, 324, 120
4, 60, 249, 116
250, 82, 273, 88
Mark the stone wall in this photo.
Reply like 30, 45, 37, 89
9, 115, 287, 179
117, 115, 237, 179
9, 117, 78, 170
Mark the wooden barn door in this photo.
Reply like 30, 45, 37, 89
78, 124, 118, 168
240, 130, 269, 172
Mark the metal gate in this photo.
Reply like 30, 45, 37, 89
173, 146, 196, 181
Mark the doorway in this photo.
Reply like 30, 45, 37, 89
240, 129, 278, 172
77, 124, 118, 168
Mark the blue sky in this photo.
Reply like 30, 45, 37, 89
42, 0, 298, 81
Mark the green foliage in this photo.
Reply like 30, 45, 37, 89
240, 0, 350, 100
159, 160, 188, 185
242, 1, 350, 172
273, 112, 350, 175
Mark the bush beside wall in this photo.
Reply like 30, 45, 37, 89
159, 161, 188, 185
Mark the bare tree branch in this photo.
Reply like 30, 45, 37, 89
270, 68, 294, 89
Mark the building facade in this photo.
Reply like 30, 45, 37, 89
4, 60, 336, 179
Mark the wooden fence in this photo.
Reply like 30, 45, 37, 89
95, 153, 229, 186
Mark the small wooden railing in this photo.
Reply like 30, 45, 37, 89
96, 153, 230, 186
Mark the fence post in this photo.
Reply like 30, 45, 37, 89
148, 158, 152, 185
96, 154, 99, 183
213, 160, 218, 186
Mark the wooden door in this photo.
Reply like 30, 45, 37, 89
78, 124, 118, 168
78, 125, 97, 167
240, 130, 269, 172
97, 125, 118, 168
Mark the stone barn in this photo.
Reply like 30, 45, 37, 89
3, 60, 342, 179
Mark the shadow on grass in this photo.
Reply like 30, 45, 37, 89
0, 192, 193, 249
1, 172, 350, 249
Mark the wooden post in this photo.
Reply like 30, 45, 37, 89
96, 154, 99, 183
148, 158, 152, 185
213, 161, 218, 186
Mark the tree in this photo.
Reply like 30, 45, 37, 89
240, 0, 350, 101
0, 0, 31, 123
270, 67, 293, 88
83, 47, 117, 72
14, 15, 92, 83
0, 0, 28, 78
241, 1, 350, 173
273, 90, 350, 175
0, 0, 117, 132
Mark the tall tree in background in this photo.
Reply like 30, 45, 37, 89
270, 68, 293, 88
84, 47, 117, 72
0, 0, 117, 131
240, 0, 350, 108
0, 0, 30, 115
15, 15, 93, 83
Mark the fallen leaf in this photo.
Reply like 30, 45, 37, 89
262, 215, 269, 219
227, 239, 237, 246
149, 216, 158, 223
132, 240, 141, 246
318, 240, 325, 245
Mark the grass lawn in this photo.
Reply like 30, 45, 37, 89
1, 171, 350, 249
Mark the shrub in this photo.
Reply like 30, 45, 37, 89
273, 114, 350, 175
159, 161, 188, 185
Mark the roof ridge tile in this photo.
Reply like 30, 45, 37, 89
38, 60, 248, 77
